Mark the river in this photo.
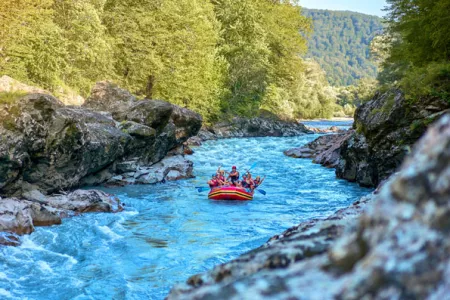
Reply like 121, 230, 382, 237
0, 123, 371, 299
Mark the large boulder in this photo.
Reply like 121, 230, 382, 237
336, 90, 450, 187
168, 113, 450, 300
0, 81, 202, 196
84, 81, 202, 163
0, 93, 129, 195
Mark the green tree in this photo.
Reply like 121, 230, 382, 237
104, 0, 224, 120
380, 0, 450, 101
0, 0, 66, 90
213, 0, 271, 117
52, 0, 113, 95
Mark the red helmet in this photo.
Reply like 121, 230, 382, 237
232, 166, 236, 169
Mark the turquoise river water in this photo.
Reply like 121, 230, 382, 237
0, 123, 371, 299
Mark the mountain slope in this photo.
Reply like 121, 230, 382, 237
303, 9, 384, 86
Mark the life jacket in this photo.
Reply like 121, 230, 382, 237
209, 179, 219, 188
229, 171, 239, 181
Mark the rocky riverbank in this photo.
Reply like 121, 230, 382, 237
284, 129, 354, 168
0, 81, 201, 245
168, 113, 450, 299
285, 89, 450, 188
187, 117, 313, 146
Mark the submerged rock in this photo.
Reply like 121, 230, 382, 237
168, 113, 450, 299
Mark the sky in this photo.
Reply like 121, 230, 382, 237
299, 0, 388, 17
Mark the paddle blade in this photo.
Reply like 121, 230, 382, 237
249, 162, 258, 170
195, 187, 209, 193
256, 189, 266, 195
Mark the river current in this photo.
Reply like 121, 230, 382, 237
0, 122, 371, 299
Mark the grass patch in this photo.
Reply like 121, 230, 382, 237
0, 91, 28, 105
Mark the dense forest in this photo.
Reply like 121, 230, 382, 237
303, 9, 384, 86
3, 1, 441, 123
0, 0, 341, 122
379, 0, 450, 103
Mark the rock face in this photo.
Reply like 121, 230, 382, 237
0, 82, 202, 196
84, 81, 202, 162
168, 113, 450, 299
106, 155, 194, 186
336, 90, 450, 187
187, 117, 312, 146
210, 117, 312, 138
284, 130, 354, 168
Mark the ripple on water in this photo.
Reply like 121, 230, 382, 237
0, 129, 371, 299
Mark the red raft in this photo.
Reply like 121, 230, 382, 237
208, 186, 254, 201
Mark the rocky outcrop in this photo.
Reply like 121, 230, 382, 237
208, 118, 312, 138
284, 130, 354, 168
186, 117, 312, 146
84, 81, 202, 162
0, 82, 202, 196
104, 155, 194, 186
168, 113, 450, 299
336, 90, 450, 187
0, 189, 122, 245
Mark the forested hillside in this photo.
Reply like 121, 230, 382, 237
303, 9, 384, 86
0, 0, 343, 121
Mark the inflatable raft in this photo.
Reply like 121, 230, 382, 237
208, 186, 253, 201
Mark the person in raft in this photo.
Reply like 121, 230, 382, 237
208, 174, 220, 188
253, 176, 265, 190
216, 169, 226, 183
227, 166, 240, 186
241, 173, 255, 191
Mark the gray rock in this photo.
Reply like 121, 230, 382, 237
44, 189, 122, 213
135, 155, 194, 184
285, 130, 353, 168
337, 90, 450, 187
0, 81, 202, 196
116, 160, 139, 174
188, 117, 312, 144
166, 170, 182, 181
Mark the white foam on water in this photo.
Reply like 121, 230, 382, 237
0, 272, 7, 280
37, 261, 54, 274
0, 288, 12, 298
98, 225, 123, 240
123, 210, 139, 216
20, 236, 78, 265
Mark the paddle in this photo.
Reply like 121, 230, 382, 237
255, 189, 267, 195
195, 187, 210, 193
245, 162, 258, 173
